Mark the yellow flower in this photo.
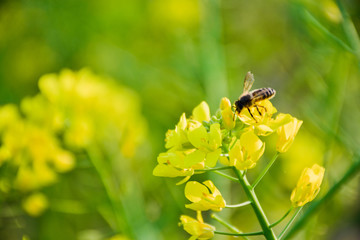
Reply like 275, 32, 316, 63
165, 101, 211, 151
276, 115, 303, 153
153, 151, 197, 178
237, 100, 277, 126
290, 164, 325, 207
220, 97, 235, 129
165, 113, 189, 150
22, 192, 48, 217
187, 123, 222, 167
188, 123, 221, 151
185, 180, 225, 211
179, 212, 215, 240
228, 130, 265, 170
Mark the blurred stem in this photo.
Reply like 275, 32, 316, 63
226, 201, 251, 208
282, 154, 360, 239
233, 168, 278, 240
252, 152, 279, 189
270, 207, 294, 228
302, 10, 353, 53
86, 146, 132, 237
336, 0, 360, 64
200, 0, 228, 109
211, 213, 250, 240
278, 207, 303, 240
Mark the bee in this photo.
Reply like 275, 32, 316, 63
234, 71, 276, 121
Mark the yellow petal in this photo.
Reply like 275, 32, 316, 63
192, 101, 210, 122
188, 125, 208, 149
276, 116, 303, 153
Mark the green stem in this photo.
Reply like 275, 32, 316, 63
233, 168, 278, 240
213, 170, 238, 182
270, 207, 294, 228
279, 207, 303, 240
211, 213, 249, 240
201, 166, 233, 172
226, 201, 252, 208
214, 230, 264, 236
282, 155, 360, 239
86, 147, 131, 237
252, 152, 280, 189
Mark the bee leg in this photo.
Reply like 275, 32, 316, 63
255, 105, 262, 116
247, 108, 257, 122
256, 105, 267, 114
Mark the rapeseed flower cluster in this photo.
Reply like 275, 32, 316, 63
0, 69, 146, 216
154, 91, 325, 239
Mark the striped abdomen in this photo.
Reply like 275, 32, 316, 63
250, 88, 276, 103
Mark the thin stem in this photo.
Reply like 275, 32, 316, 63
211, 213, 247, 239
270, 207, 294, 228
279, 207, 303, 240
214, 230, 264, 236
233, 167, 278, 240
201, 166, 233, 172
252, 152, 280, 189
213, 170, 238, 182
282, 154, 360, 239
86, 147, 129, 235
226, 201, 252, 208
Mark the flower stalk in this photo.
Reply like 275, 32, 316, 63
252, 152, 280, 189
233, 167, 278, 240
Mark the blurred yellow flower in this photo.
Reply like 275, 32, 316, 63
0, 120, 75, 191
185, 180, 225, 211
321, 0, 342, 23
179, 212, 215, 240
291, 164, 325, 207
220, 97, 235, 129
0, 104, 20, 133
22, 192, 48, 217
38, 69, 146, 156
276, 115, 303, 153
151, 0, 200, 29
228, 130, 265, 170
0, 68, 147, 216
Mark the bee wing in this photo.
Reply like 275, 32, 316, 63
243, 71, 255, 94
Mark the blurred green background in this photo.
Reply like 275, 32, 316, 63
1, 0, 360, 239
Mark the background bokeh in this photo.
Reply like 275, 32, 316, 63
1, 0, 360, 239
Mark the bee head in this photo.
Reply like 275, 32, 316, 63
234, 99, 244, 114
